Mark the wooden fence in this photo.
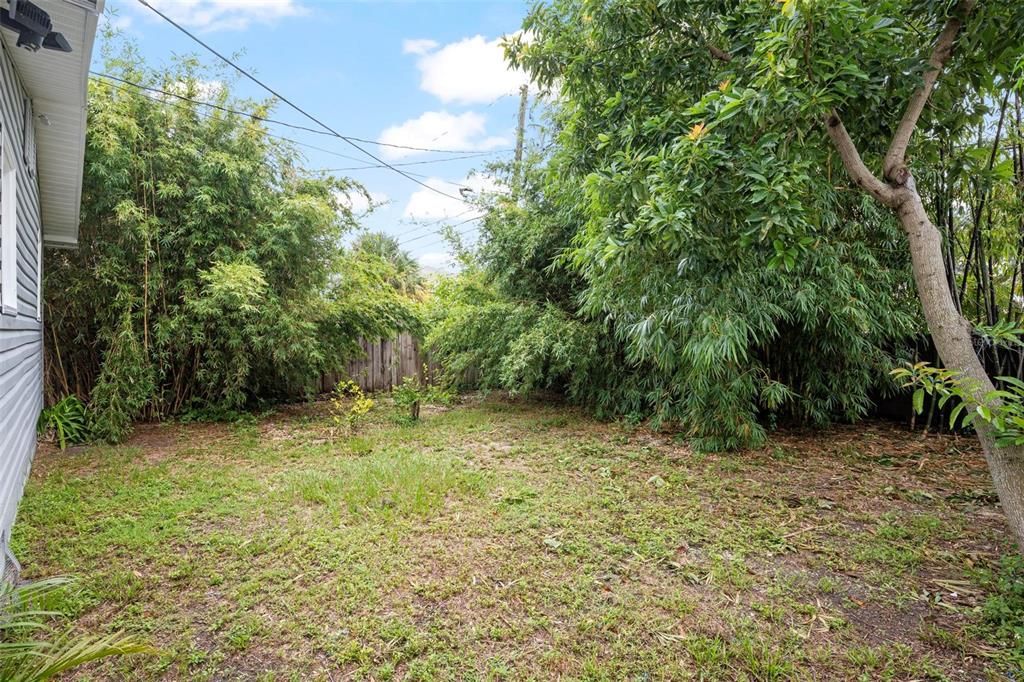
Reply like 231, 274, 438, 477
319, 333, 440, 393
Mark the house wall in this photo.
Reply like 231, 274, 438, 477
0, 39, 44, 558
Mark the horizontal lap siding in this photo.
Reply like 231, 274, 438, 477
0, 39, 44, 549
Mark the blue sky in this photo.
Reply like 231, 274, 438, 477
97, 0, 535, 271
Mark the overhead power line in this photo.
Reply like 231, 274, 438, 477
390, 208, 483, 242
135, 0, 471, 202
94, 76, 499, 185
403, 227, 482, 253
400, 214, 485, 247
309, 152, 501, 173
92, 75, 362, 162
91, 71, 514, 157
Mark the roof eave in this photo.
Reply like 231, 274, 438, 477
2, 0, 102, 248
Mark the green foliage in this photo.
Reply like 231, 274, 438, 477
88, 312, 155, 443
894, 362, 1024, 447
44, 42, 415, 441
425, 269, 601, 399
392, 376, 454, 422
392, 377, 422, 421
429, 123, 917, 449
37, 396, 89, 450
352, 232, 425, 298
0, 577, 154, 680
974, 555, 1024, 664
330, 380, 375, 436
434, 0, 1024, 449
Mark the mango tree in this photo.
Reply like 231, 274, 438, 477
511, 0, 1024, 548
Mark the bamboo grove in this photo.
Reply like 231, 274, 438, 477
43, 43, 417, 441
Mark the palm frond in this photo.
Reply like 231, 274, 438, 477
0, 577, 155, 681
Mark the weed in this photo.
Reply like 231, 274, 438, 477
973, 555, 1024, 666
816, 576, 838, 594
37, 395, 90, 449
225, 616, 263, 650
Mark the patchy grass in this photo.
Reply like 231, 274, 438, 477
11, 396, 1023, 680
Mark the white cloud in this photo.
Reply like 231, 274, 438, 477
336, 189, 389, 216
378, 111, 508, 159
402, 39, 439, 56
406, 34, 529, 105
416, 251, 456, 273
140, 0, 306, 31
402, 175, 498, 221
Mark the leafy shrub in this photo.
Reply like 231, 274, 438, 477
330, 380, 375, 436
425, 271, 599, 399
37, 396, 89, 450
392, 376, 454, 422
470, 1, 931, 449
392, 377, 423, 421
87, 313, 154, 443
44, 47, 416, 443
0, 576, 154, 680
894, 362, 1024, 446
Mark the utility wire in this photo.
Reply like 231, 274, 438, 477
92, 72, 491, 245
403, 227, 482, 253
93, 76, 371, 164
93, 75, 364, 163
390, 208, 483, 242
135, 0, 473, 202
90, 76, 477, 188
400, 214, 485, 246
93, 76, 485, 242
91, 71, 515, 157
309, 152, 500, 173
367, 209, 480, 245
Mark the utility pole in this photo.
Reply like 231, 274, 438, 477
514, 84, 528, 193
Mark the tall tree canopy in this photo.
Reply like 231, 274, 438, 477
352, 232, 425, 298
492, 0, 1024, 545
45, 45, 414, 441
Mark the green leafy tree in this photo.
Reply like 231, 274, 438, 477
44, 42, 415, 439
352, 231, 425, 298
508, 0, 1024, 547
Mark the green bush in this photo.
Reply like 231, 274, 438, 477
392, 376, 454, 422
44, 44, 416, 442
37, 396, 89, 450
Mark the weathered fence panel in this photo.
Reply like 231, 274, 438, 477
320, 333, 442, 393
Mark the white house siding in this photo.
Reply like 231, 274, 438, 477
0, 38, 44, 556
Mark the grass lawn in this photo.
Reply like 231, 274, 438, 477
11, 395, 1022, 680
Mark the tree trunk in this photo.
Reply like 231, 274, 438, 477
824, 0, 1024, 552
898, 188, 1024, 551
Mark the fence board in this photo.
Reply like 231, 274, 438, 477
324, 332, 428, 393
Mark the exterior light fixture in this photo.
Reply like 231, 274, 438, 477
0, 0, 72, 53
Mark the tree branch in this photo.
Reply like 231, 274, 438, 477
707, 43, 733, 63
884, 0, 975, 183
662, 14, 733, 63
825, 112, 898, 207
